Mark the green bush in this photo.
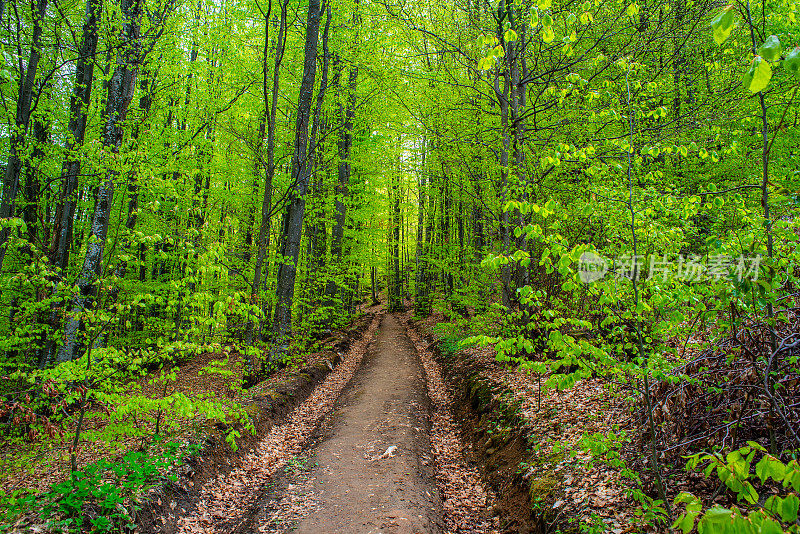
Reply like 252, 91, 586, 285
0, 440, 199, 533
674, 443, 800, 534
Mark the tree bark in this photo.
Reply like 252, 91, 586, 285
414, 136, 429, 315
494, 3, 512, 309
58, 0, 142, 363
247, 0, 289, 348
325, 59, 358, 300
49, 0, 101, 273
23, 109, 49, 250
0, 0, 49, 272
271, 0, 323, 358
114, 69, 153, 282
388, 169, 404, 312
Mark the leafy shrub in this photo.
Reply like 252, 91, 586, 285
674, 442, 800, 533
0, 440, 199, 532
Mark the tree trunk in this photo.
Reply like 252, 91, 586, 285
495, 6, 512, 309
414, 137, 429, 315
23, 110, 49, 250
271, 0, 323, 358
388, 170, 404, 312
114, 69, 153, 282
49, 0, 101, 273
247, 0, 288, 349
58, 0, 142, 363
325, 59, 358, 299
0, 0, 49, 272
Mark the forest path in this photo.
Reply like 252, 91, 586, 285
250, 313, 444, 533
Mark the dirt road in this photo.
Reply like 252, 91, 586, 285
175, 313, 493, 534
276, 313, 443, 533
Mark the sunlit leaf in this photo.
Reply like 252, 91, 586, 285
742, 55, 772, 93
711, 5, 736, 45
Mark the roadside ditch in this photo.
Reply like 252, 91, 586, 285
137, 311, 378, 534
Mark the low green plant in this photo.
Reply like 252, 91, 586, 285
0, 440, 199, 533
579, 431, 669, 528
0, 488, 38, 528
577, 512, 607, 534
285, 454, 313, 474
674, 442, 800, 533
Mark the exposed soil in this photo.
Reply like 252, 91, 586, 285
145, 312, 502, 534
140, 311, 381, 533
246, 313, 444, 533
408, 312, 637, 534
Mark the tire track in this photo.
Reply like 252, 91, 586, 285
174, 313, 382, 534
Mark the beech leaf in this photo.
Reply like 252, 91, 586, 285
711, 6, 736, 45
742, 56, 772, 93
758, 35, 782, 62
785, 46, 800, 80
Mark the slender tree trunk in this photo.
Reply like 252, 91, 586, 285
248, 0, 289, 348
292, 4, 331, 330
325, 14, 359, 303
510, 13, 529, 297
308, 122, 328, 299
58, 0, 142, 363
414, 137, 429, 315
371, 264, 378, 304
495, 8, 512, 309
388, 170, 404, 312
49, 0, 101, 273
271, 0, 323, 358
0, 0, 49, 272
23, 110, 49, 250
114, 69, 153, 282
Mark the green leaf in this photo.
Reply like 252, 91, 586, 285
698, 507, 733, 534
782, 493, 799, 523
765, 495, 783, 516
761, 518, 785, 534
785, 47, 800, 80
673, 512, 697, 534
742, 56, 772, 93
756, 455, 786, 483
758, 35, 782, 62
711, 6, 736, 45
742, 482, 758, 504
786, 466, 800, 491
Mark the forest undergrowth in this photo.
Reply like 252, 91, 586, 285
2, 0, 800, 531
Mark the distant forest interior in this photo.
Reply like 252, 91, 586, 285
1, 0, 799, 531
